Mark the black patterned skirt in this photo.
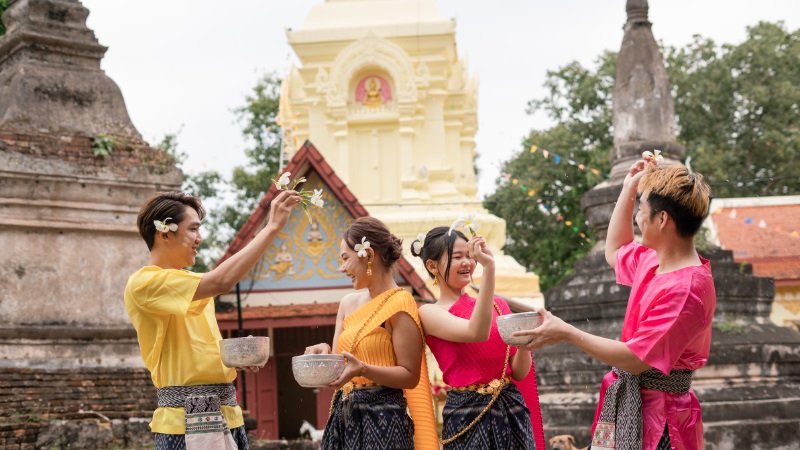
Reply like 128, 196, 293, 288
322, 386, 414, 450
441, 383, 535, 450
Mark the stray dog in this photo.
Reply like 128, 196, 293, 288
549, 434, 588, 450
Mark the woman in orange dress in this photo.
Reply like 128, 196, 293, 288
305, 217, 438, 450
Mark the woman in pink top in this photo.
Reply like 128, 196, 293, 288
515, 156, 715, 450
412, 226, 545, 450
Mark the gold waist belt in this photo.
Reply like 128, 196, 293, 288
450, 377, 510, 395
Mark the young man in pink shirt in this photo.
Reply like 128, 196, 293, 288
515, 156, 715, 450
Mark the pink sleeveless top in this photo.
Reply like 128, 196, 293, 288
425, 294, 547, 450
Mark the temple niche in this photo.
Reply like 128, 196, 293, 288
279, 0, 542, 304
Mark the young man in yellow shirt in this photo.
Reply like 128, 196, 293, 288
124, 190, 300, 449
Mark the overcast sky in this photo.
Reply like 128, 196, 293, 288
80, 0, 799, 199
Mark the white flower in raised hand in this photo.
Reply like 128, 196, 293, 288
463, 213, 480, 236
411, 233, 426, 254
354, 236, 370, 258
309, 189, 324, 207
153, 218, 178, 233
275, 171, 291, 190
449, 213, 479, 237
448, 218, 465, 236
642, 150, 664, 164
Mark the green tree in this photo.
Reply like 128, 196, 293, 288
484, 52, 615, 291
0, 1, 8, 36
179, 73, 284, 272
486, 21, 799, 291
667, 21, 800, 197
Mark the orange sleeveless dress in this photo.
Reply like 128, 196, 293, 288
335, 288, 438, 450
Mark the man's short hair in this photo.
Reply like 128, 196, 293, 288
136, 192, 205, 250
638, 165, 711, 238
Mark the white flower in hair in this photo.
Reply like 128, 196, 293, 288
309, 189, 325, 207
354, 236, 370, 258
153, 218, 178, 233
412, 233, 426, 254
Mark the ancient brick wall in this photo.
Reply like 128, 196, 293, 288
0, 131, 176, 178
0, 368, 155, 449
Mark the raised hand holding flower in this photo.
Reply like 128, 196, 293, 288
642, 149, 664, 165
448, 213, 480, 237
271, 172, 324, 223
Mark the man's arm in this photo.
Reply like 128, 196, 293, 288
606, 160, 648, 268
194, 190, 300, 300
515, 308, 652, 374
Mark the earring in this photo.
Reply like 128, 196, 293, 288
432, 273, 439, 286
366, 261, 373, 277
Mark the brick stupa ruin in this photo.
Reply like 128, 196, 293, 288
0, 0, 180, 447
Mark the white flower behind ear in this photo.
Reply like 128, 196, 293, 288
354, 236, 370, 258
153, 218, 178, 233
411, 233, 426, 254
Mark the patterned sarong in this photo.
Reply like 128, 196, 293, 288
441, 383, 534, 450
592, 368, 692, 450
323, 386, 414, 450
589, 425, 670, 450
153, 383, 247, 450
154, 426, 249, 450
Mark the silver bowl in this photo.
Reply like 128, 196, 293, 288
219, 336, 270, 368
496, 312, 542, 346
292, 354, 346, 388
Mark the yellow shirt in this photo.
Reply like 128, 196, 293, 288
124, 266, 243, 434
337, 288, 439, 450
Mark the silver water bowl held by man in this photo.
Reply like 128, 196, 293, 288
496, 312, 543, 346
219, 336, 270, 368
292, 354, 346, 388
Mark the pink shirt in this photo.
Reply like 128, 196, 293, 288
426, 295, 547, 450
592, 241, 716, 450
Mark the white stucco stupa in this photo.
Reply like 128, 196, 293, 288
279, 0, 542, 305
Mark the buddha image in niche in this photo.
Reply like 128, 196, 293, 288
356, 75, 392, 109
306, 221, 325, 256
364, 78, 383, 107
268, 242, 295, 280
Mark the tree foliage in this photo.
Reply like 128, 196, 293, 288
667, 21, 800, 197
486, 21, 799, 292
179, 73, 284, 272
485, 52, 615, 291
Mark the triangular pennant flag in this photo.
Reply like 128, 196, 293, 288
554, 155, 561, 165
591, 169, 599, 176
578, 164, 586, 170
531, 145, 538, 153
759, 220, 767, 228
513, 179, 519, 185
729, 209, 737, 219
744, 217, 754, 224
543, 150, 550, 159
